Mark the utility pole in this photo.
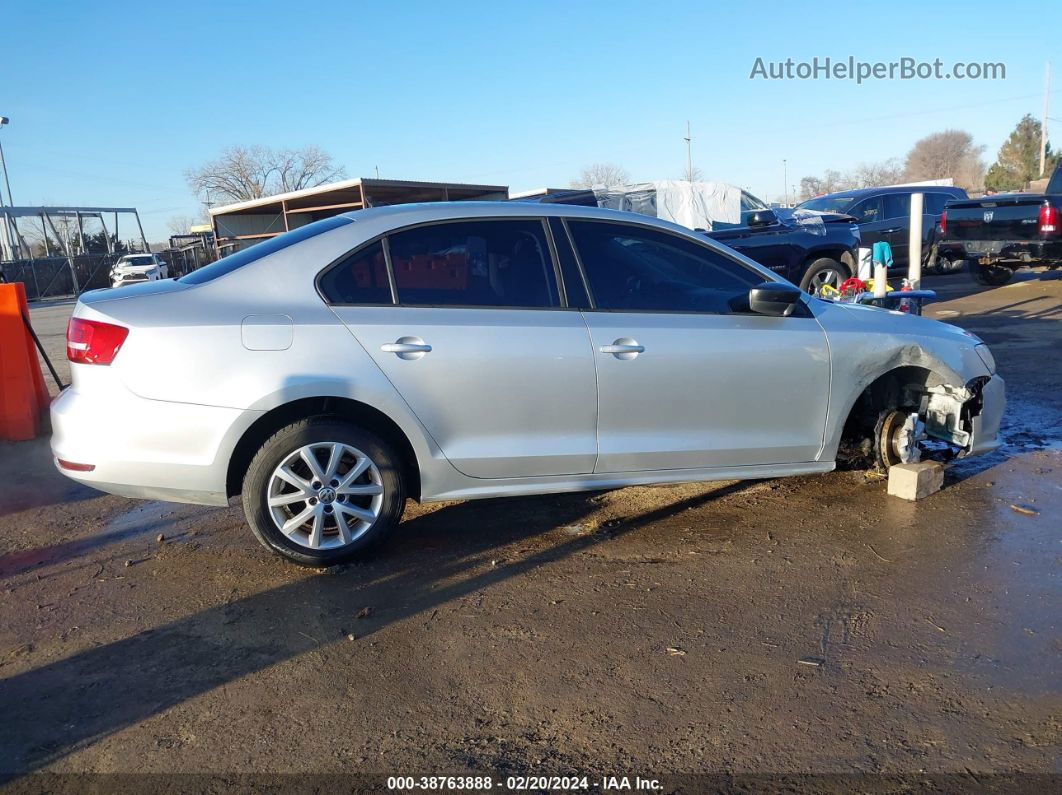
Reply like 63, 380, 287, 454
684, 121, 693, 182
0, 116, 13, 207
1041, 61, 1051, 177
782, 159, 788, 206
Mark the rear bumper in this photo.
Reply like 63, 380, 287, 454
50, 384, 257, 506
956, 239, 1062, 266
964, 374, 1005, 457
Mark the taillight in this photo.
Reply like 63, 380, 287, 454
1038, 202, 1059, 234
939, 209, 947, 236
66, 317, 129, 365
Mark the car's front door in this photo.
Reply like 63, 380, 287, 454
880, 192, 913, 269
564, 219, 831, 472
321, 218, 598, 479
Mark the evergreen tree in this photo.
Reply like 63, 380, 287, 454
985, 114, 1059, 191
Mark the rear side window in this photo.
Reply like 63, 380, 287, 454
387, 220, 559, 308
317, 241, 392, 304
180, 215, 352, 285
883, 193, 911, 220
924, 192, 952, 214
568, 220, 762, 314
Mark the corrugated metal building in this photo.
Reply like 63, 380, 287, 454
209, 178, 508, 254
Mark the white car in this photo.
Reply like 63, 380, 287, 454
110, 254, 168, 288
53, 202, 1004, 566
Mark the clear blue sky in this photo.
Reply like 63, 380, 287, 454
3, 0, 1059, 240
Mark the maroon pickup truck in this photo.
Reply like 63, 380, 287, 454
940, 163, 1062, 285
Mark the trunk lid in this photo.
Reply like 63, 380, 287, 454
944, 195, 1046, 242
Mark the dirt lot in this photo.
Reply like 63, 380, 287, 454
1, 273, 1059, 787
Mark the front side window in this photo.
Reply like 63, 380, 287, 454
567, 221, 763, 314
387, 220, 558, 308
883, 192, 912, 220
850, 197, 883, 224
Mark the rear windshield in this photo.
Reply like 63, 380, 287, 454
180, 215, 352, 285
796, 196, 855, 214
1048, 164, 1062, 195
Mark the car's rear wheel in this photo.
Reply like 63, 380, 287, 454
799, 258, 848, 294
242, 418, 406, 566
969, 259, 1013, 286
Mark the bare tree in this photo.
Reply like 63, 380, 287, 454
681, 164, 704, 183
272, 145, 348, 193
850, 158, 904, 188
570, 162, 631, 189
798, 169, 850, 201
903, 130, 985, 191
186, 145, 348, 204
167, 215, 201, 235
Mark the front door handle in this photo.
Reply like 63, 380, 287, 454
599, 338, 644, 360
381, 336, 432, 360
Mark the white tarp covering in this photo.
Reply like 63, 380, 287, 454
654, 180, 741, 229
590, 181, 742, 230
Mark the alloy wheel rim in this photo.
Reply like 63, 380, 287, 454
810, 269, 838, 291
267, 442, 384, 550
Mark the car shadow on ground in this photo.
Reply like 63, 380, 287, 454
0, 479, 753, 778
0, 438, 99, 518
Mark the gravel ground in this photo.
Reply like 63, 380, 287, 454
1, 272, 1059, 788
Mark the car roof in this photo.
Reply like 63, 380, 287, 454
338, 200, 699, 236
806, 185, 966, 202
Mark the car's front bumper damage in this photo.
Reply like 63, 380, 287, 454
917, 374, 1005, 457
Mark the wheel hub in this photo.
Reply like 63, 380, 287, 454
317, 487, 337, 504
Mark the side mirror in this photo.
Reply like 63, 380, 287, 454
748, 281, 802, 317
748, 209, 778, 227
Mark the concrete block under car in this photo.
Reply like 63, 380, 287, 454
887, 461, 945, 501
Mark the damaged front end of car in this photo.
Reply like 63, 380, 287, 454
840, 367, 1004, 470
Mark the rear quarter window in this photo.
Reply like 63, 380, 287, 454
180, 215, 352, 285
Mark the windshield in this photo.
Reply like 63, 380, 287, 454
796, 196, 855, 214
179, 215, 353, 285
121, 256, 155, 266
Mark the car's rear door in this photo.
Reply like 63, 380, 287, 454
320, 217, 598, 479
563, 219, 830, 472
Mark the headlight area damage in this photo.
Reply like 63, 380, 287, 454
839, 367, 1001, 470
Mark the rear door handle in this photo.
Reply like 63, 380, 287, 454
381, 336, 432, 359
599, 338, 645, 359
881, 227, 902, 234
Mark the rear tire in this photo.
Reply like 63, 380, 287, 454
799, 258, 848, 294
969, 259, 1013, 286
241, 418, 406, 566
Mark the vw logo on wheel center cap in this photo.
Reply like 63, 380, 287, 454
317, 487, 337, 504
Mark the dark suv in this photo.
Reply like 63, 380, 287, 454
798, 185, 968, 273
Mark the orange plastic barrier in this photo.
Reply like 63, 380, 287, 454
0, 283, 50, 441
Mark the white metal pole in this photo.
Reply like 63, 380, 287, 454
1041, 61, 1051, 177
908, 192, 924, 290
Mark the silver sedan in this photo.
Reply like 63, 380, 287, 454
52, 202, 1004, 565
